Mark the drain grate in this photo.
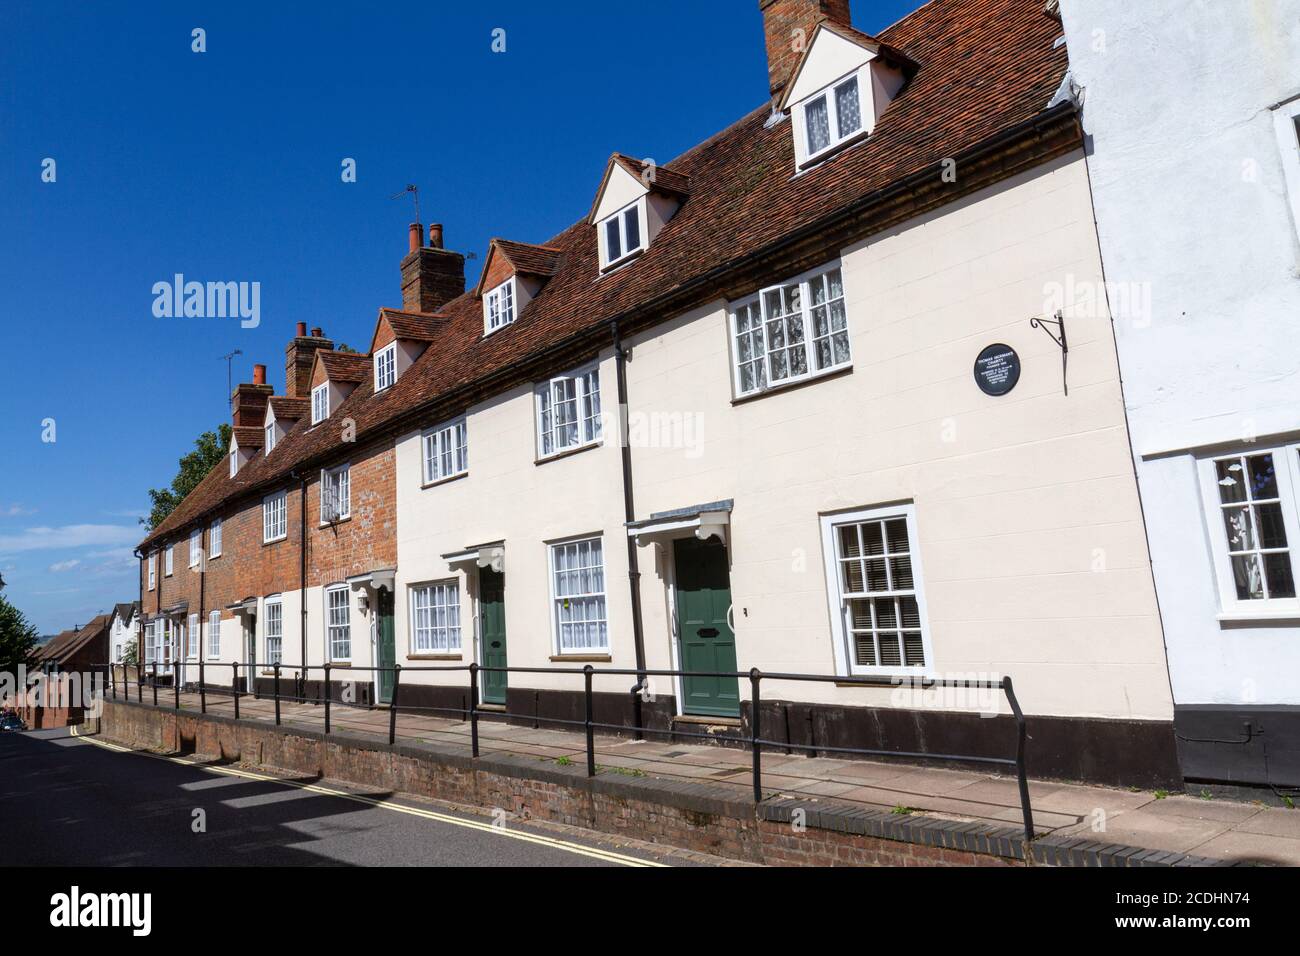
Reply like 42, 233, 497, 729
662, 750, 689, 758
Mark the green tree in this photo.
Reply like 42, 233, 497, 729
142, 423, 232, 532
0, 593, 39, 675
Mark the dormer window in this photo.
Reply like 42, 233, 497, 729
374, 343, 397, 392
484, 279, 516, 334
802, 74, 863, 161
311, 383, 329, 424
600, 201, 643, 270
229, 449, 237, 477
264, 422, 276, 454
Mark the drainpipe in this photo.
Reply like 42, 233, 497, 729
293, 470, 308, 701
611, 321, 647, 736
197, 525, 206, 684
133, 548, 144, 677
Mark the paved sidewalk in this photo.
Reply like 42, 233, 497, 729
119, 689, 1300, 865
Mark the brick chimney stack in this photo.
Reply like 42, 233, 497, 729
760, 0, 852, 101
231, 369, 273, 427
284, 322, 335, 399
400, 222, 465, 313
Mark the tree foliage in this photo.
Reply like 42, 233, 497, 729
0, 593, 39, 674
142, 423, 232, 532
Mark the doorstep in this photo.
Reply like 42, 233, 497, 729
673, 714, 742, 727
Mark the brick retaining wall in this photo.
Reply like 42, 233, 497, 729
98, 700, 1226, 868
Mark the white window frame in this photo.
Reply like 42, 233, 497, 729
598, 199, 644, 270
264, 596, 283, 665
535, 364, 602, 459
187, 613, 199, 660
484, 278, 517, 335
1274, 97, 1300, 247
320, 464, 351, 523
796, 69, 867, 167
207, 609, 221, 659
263, 490, 287, 543
144, 622, 156, 665
311, 383, 329, 425
189, 528, 202, 568
820, 503, 934, 677
325, 585, 351, 662
422, 418, 468, 484
547, 535, 610, 655
147, 553, 156, 590
374, 342, 397, 392
230, 449, 238, 478
409, 580, 462, 654
265, 421, 277, 454
164, 545, 174, 577
729, 260, 851, 398
1197, 444, 1300, 619
209, 518, 222, 558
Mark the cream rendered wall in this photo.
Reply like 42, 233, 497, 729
394, 360, 635, 697
626, 150, 1172, 721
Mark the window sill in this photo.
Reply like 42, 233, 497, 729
732, 364, 853, 405
421, 472, 468, 491
319, 516, 352, 528
796, 129, 870, 174
535, 441, 603, 467
599, 248, 644, 275
1217, 611, 1300, 625
263, 536, 288, 547
408, 653, 463, 661
326, 661, 353, 668
549, 654, 612, 663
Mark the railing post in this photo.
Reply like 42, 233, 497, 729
750, 668, 762, 804
468, 663, 480, 758
174, 661, 181, 710
1003, 676, 1035, 842
323, 664, 331, 735
232, 661, 240, 720
584, 665, 596, 778
199, 661, 206, 714
110, 663, 116, 701
152, 662, 158, 707
388, 665, 402, 746
274, 663, 282, 726
136, 663, 142, 702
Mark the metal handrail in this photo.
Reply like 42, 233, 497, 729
106, 658, 1036, 840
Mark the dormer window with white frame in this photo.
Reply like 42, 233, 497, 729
599, 201, 643, 270
780, 22, 910, 171
311, 382, 329, 425
264, 422, 276, 454
229, 449, 238, 477
484, 278, 516, 334
374, 343, 397, 392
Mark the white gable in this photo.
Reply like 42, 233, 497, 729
785, 27, 878, 107
592, 164, 648, 224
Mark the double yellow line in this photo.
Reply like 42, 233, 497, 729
70, 726, 664, 867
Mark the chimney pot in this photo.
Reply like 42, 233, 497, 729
429, 223, 444, 249
311, 327, 322, 337
253, 364, 267, 385
296, 321, 307, 337
408, 223, 422, 254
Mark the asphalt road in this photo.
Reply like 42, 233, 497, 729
0, 728, 696, 867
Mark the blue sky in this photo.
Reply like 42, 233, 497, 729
0, 0, 919, 634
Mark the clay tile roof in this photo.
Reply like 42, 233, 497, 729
268, 396, 310, 421
492, 240, 564, 279
137, 0, 1068, 553
231, 426, 264, 449
379, 309, 446, 342
612, 154, 693, 199
111, 601, 137, 624
318, 350, 370, 383
32, 614, 110, 666
776, 21, 921, 111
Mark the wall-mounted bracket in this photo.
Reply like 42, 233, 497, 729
1030, 310, 1068, 396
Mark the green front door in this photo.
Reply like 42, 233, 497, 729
376, 588, 396, 704
479, 567, 508, 705
674, 536, 740, 718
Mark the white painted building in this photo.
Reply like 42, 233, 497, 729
1059, 0, 1300, 786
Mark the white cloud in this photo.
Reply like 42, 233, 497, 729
2, 505, 36, 517
0, 524, 140, 555
48, 559, 81, 573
